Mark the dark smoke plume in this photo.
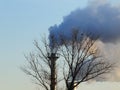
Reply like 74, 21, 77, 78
49, 3, 120, 44
49, 1, 120, 82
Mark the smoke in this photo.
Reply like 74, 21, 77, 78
91, 41, 120, 82
99, 42, 120, 82
49, 1, 120, 43
49, 1, 120, 81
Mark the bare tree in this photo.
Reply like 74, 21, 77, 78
21, 36, 59, 90
21, 29, 114, 90
59, 29, 114, 90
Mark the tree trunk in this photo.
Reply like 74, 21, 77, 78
66, 84, 75, 90
66, 88, 74, 90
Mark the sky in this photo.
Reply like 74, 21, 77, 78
0, 0, 120, 90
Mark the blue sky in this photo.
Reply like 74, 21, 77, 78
0, 0, 120, 90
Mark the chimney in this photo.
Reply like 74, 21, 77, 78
48, 53, 59, 90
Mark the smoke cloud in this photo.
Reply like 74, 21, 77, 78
49, 2, 120, 43
48, 1, 120, 82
